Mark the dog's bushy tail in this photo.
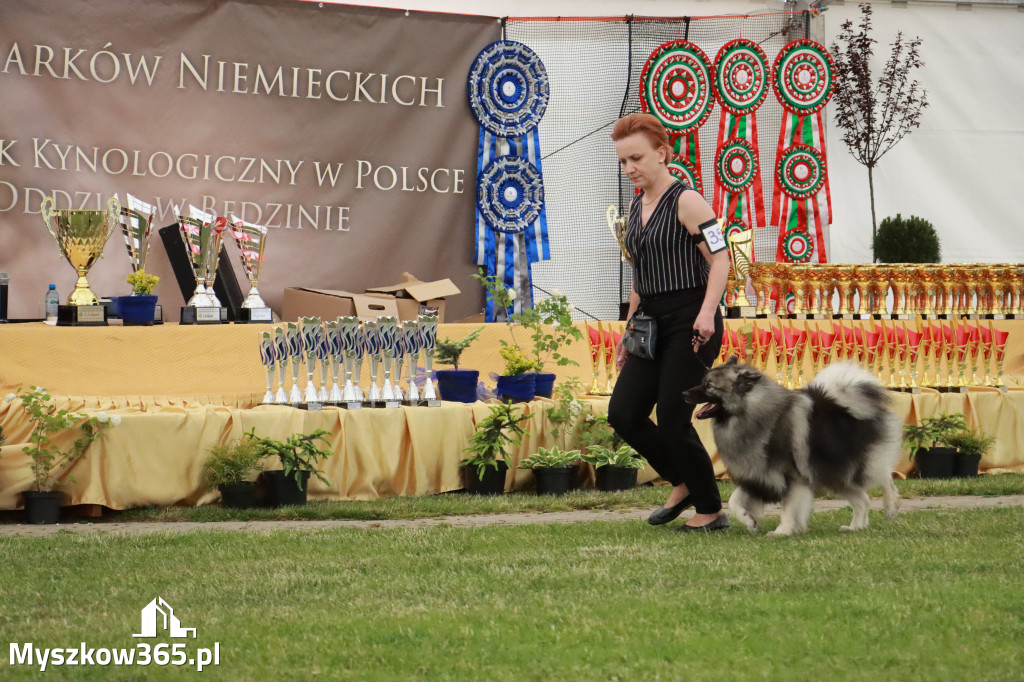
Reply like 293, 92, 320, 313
807, 362, 891, 421
811, 362, 903, 512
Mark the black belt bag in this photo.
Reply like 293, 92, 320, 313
623, 310, 657, 360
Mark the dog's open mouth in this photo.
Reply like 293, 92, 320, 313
694, 402, 721, 420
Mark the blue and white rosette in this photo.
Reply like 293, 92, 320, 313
468, 39, 550, 321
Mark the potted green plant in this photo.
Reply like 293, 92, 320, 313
8, 386, 111, 524
119, 269, 160, 325
462, 402, 530, 495
202, 436, 265, 509
517, 446, 581, 495
903, 412, 968, 479
546, 379, 584, 449
475, 270, 583, 400
434, 325, 484, 403
246, 428, 332, 506
945, 427, 995, 478
581, 445, 646, 492
496, 345, 539, 402
873, 214, 941, 264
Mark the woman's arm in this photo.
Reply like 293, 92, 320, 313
677, 191, 730, 348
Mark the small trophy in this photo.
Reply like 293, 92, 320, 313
326, 320, 343, 404
316, 321, 331, 404
606, 205, 632, 265
392, 323, 407, 403
286, 322, 303, 404
404, 319, 422, 403
338, 316, 362, 408
363, 318, 383, 405
301, 317, 323, 408
229, 215, 272, 322
40, 195, 120, 325
274, 326, 289, 404
352, 321, 367, 402
259, 331, 276, 404
725, 228, 756, 318
176, 205, 226, 324
419, 314, 440, 406
378, 316, 401, 408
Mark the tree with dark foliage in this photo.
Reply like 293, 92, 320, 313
830, 3, 928, 259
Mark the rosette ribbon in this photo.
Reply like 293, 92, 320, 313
468, 40, 550, 320
713, 39, 769, 234
640, 40, 716, 194
770, 40, 834, 264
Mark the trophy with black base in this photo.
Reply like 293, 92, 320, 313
229, 215, 272, 323
177, 206, 227, 324
41, 195, 120, 326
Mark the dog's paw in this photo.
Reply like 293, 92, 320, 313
767, 528, 792, 537
840, 523, 867, 532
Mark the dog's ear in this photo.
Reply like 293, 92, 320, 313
726, 355, 739, 366
736, 368, 761, 395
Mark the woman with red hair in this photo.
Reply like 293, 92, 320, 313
607, 113, 730, 532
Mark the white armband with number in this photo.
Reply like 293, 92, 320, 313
698, 218, 728, 254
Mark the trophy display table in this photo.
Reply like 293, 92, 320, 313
1, 321, 1023, 511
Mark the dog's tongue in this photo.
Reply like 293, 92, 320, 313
694, 403, 718, 420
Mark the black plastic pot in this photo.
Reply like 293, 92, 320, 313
436, 369, 479, 403
915, 447, 956, 479
262, 470, 311, 507
595, 466, 638, 492
953, 452, 982, 477
22, 490, 63, 525
218, 482, 259, 509
534, 372, 557, 398
464, 461, 508, 495
534, 466, 574, 496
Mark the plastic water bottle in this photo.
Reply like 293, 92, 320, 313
44, 284, 60, 322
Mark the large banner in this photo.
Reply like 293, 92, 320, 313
0, 0, 497, 320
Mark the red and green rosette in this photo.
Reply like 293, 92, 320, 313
641, 40, 715, 194
771, 39, 834, 264
712, 39, 769, 235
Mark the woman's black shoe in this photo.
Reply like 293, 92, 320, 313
647, 495, 692, 526
676, 514, 730, 533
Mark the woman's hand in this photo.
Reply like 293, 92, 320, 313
692, 310, 716, 352
616, 339, 628, 371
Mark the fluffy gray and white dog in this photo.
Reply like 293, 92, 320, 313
683, 358, 900, 536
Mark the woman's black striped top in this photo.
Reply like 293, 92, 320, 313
624, 181, 709, 298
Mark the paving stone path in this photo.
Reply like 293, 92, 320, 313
2, 495, 1021, 538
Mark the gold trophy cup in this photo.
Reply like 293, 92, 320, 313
726, 228, 755, 318
606, 205, 632, 266
41, 195, 120, 307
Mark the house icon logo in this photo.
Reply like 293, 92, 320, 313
133, 597, 197, 639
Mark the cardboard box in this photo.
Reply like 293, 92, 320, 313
282, 287, 399, 322
365, 275, 461, 322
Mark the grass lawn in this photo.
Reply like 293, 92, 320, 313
1, 506, 1022, 681
105, 474, 1024, 523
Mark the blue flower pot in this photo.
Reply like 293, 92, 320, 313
534, 372, 556, 398
117, 294, 157, 326
496, 373, 536, 403
436, 369, 479, 403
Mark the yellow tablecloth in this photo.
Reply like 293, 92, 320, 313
1, 320, 1022, 510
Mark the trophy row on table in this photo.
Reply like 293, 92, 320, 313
740, 262, 1024, 320
723, 319, 1012, 393
39, 194, 269, 325
257, 314, 441, 409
